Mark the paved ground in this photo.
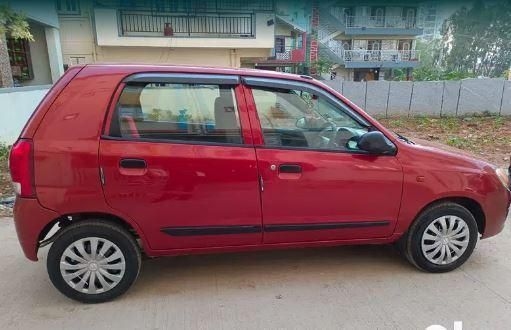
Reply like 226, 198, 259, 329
1, 216, 510, 330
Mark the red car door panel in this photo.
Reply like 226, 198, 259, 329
100, 140, 262, 250
242, 78, 403, 244
257, 149, 403, 243
99, 74, 262, 250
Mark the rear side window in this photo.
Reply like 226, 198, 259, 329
110, 82, 242, 144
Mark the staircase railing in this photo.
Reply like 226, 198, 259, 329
343, 50, 420, 62
316, 7, 346, 64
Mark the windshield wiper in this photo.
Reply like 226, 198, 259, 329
396, 133, 415, 144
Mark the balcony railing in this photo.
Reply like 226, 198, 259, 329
343, 50, 420, 62
119, 10, 254, 37
346, 16, 418, 29
273, 45, 305, 62
96, 0, 274, 13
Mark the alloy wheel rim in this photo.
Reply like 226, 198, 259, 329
59, 237, 126, 294
421, 215, 470, 265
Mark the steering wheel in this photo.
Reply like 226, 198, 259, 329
313, 125, 360, 150
335, 127, 358, 150
313, 122, 338, 149
346, 135, 361, 150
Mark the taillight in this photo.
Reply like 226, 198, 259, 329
8, 139, 35, 198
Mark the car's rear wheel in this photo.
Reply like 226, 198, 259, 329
401, 202, 479, 273
47, 220, 141, 303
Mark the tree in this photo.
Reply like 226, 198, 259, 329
415, 39, 443, 69
441, 0, 511, 78
410, 40, 443, 81
311, 58, 333, 76
0, 5, 33, 87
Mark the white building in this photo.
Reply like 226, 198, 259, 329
318, 2, 423, 81
58, 0, 275, 69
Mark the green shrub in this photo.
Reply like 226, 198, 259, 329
0, 143, 10, 161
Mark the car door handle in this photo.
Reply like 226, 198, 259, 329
119, 158, 147, 169
279, 164, 302, 173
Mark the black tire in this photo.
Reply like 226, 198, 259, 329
47, 220, 141, 303
401, 202, 478, 273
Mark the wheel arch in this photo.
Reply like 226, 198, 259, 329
38, 212, 148, 253
412, 197, 485, 235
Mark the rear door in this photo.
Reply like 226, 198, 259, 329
243, 77, 403, 244
99, 73, 262, 250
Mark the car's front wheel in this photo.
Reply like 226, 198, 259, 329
401, 202, 479, 273
47, 220, 141, 303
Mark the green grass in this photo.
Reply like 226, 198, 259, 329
438, 117, 461, 131
445, 136, 471, 149
493, 116, 505, 128
385, 118, 405, 128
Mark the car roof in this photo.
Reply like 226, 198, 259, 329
83, 63, 315, 82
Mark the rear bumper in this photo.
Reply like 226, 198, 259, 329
13, 197, 59, 261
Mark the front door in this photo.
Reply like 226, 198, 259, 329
399, 40, 412, 60
100, 74, 262, 250
243, 78, 403, 244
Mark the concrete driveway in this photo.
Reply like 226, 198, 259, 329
1, 215, 510, 330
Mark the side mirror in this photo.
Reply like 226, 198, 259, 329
296, 117, 307, 129
357, 131, 396, 155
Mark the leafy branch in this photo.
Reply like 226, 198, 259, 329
0, 5, 33, 41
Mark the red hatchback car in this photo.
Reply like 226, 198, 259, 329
9, 65, 510, 303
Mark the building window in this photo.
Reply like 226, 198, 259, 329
403, 7, 417, 28
368, 40, 381, 51
398, 40, 411, 51
371, 7, 385, 27
275, 37, 285, 53
56, 0, 81, 15
7, 38, 33, 82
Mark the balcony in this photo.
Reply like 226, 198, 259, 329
273, 45, 306, 62
343, 50, 420, 68
345, 16, 423, 36
94, 8, 274, 48
119, 10, 254, 38
241, 44, 306, 68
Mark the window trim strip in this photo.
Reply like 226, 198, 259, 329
123, 73, 240, 85
101, 135, 252, 148
255, 144, 396, 156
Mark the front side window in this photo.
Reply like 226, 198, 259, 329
251, 87, 368, 151
112, 82, 242, 144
